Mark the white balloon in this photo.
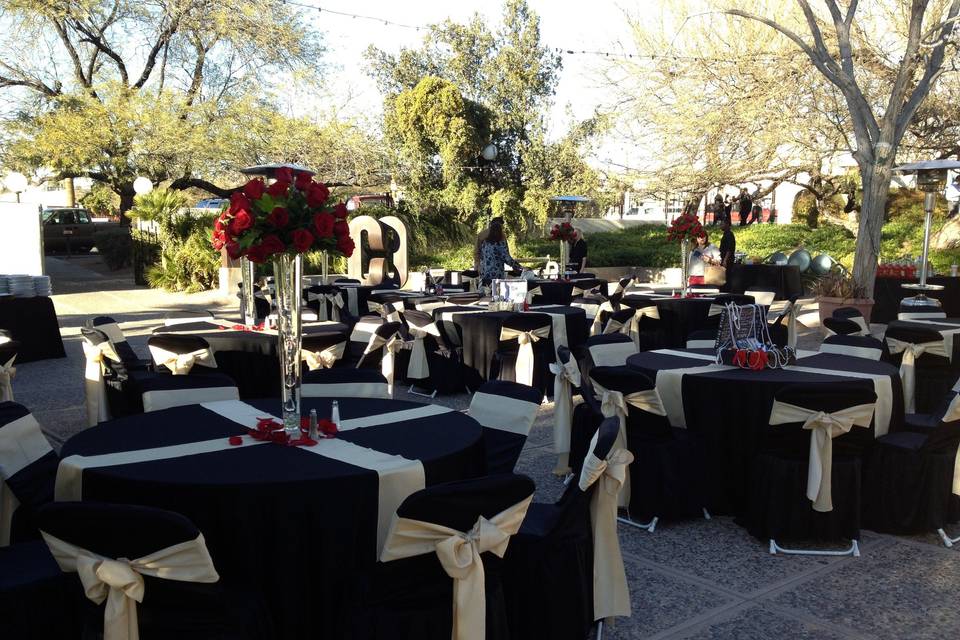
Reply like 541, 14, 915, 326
5, 172, 27, 193
133, 176, 154, 195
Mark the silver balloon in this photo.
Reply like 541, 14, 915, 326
768, 251, 788, 265
810, 254, 833, 275
788, 249, 811, 272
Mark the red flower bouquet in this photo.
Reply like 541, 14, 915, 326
211, 167, 354, 263
549, 221, 578, 242
666, 212, 704, 244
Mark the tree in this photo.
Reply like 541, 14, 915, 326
724, 0, 960, 296
0, 0, 325, 219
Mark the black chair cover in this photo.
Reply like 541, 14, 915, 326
820, 334, 887, 361
490, 313, 553, 395
0, 540, 85, 639
0, 402, 57, 543
472, 380, 541, 474
885, 321, 959, 412
823, 317, 864, 336
87, 316, 149, 369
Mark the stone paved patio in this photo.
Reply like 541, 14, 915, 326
13, 256, 960, 639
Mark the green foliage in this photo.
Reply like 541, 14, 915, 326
129, 189, 188, 224
79, 183, 119, 219
146, 212, 220, 292
93, 227, 132, 271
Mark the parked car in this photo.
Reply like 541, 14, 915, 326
194, 198, 228, 211
42, 207, 98, 253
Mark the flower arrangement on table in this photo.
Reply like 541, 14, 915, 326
211, 166, 355, 262
549, 221, 578, 242
227, 416, 339, 448
666, 212, 704, 243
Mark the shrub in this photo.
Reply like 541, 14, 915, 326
146, 212, 220, 292
93, 227, 132, 270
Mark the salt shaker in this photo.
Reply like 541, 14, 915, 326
308, 408, 319, 441
331, 400, 340, 429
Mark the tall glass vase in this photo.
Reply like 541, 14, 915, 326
680, 239, 691, 295
272, 253, 303, 437
321, 250, 330, 285
240, 257, 256, 325
559, 240, 569, 277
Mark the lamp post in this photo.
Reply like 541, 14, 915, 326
893, 159, 960, 308
133, 176, 154, 196
5, 172, 28, 203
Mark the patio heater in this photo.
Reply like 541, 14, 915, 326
893, 159, 960, 309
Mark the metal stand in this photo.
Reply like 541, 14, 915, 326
901, 187, 945, 306
406, 384, 437, 399
937, 528, 960, 548
618, 514, 658, 533
769, 538, 860, 557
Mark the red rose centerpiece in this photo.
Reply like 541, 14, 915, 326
666, 212, 705, 295
212, 167, 355, 438
548, 221, 578, 276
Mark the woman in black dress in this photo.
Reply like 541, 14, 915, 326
568, 229, 588, 273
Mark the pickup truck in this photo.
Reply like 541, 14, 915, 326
42, 207, 100, 253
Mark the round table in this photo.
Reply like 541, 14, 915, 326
620, 294, 748, 347
528, 278, 608, 305
58, 397, 485, 638
626, 349, 904, 515
154, 321, 349, 397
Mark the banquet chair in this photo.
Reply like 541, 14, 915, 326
490, 313, 553, 392
0, 538, 84, 639
163, 309, 215, 326
400, 309, 467, 397
304, 284, 346, 322
603, 308, 636, 336
345, 315, 385, 362
686, 328, 718, 349
367, 292, 405, 321
571, 291, 607, 321
504, 417, 630, 640
583, 333, 638, 370
369, 473, 535, 640
822, 316, 866, 337
468, 380, 542, 474
0, 331, 18, 403
302, 368, 390, 399
354, 321, 404, 396
740, 383, 877, 556
550, 346, 582, 475
744, 287, 777, 306
237, 282, 271, 324
588, 366, 708, 532
590, 292, 624, 334
0, 402, 57, 546
300, 333, 348, 371
828, 306, 870, 335
446, 291, 484, 305
884, 321, 959, 413
36, 501, 274, 640
898, 300, 947, 321
863, 402, 960, 546
902, 383, 960, 434
819, 335, 887, 361
86, 316, 152, 370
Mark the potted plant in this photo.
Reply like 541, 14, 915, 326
812, 268, 874, 326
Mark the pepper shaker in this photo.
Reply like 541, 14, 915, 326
308, 408, 319, 441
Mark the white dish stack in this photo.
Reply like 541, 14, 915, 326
33, 276, 52, 296
8, 274, 35, 297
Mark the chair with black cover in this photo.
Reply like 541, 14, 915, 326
740, 383, 876, 556
490, 313, 552, 393
601, 307, 635, 337
468, 381, 541, 474
367, 292, 405, 321
863, 392, 960, 546
819, 334, 888, 361
0, 402, 57, 546
549, 346, 583, 475
763, 295, 802, 348
36, 501, 273, 640
898, 300, 947, 321
589, 366, 708, 532
686, 328, 717, 349
825, 306, 870, 336
622, 304, 664, 351
744, 287, 777, 306
504, 417, 631, 640
902, 382, 960, 434
354, 321, 404, 396
302, 368, 390, 399
300, 333, 348, 373
583, 333, 637, 372
369, 474, 535, 640
885, 321, 958, 413
237, 282, 271, 325
342, 315, 384, 366
86, 316, 152, 370
589, 292, 624, 335
142, 334, 238, 411
304, 284, 346, 322
460, 269, 480, 292
0, 330, 18, 402
571, 291, 607, 323
162, 309, 215, 326
402, 309, 467, 397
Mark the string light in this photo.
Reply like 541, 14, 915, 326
280, 0, 425, 31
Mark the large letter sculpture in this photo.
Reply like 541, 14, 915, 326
347, 215, 408, 287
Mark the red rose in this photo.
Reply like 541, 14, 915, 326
245, 244, 268, 264
260, 234, 286, 256
266, 180, 289, 197
275, 167, 294, 183
214, 218, 225, 233
211, 230, 225, 250
229, 191, 251, 214
294, 171, 313, 191
333, 220, 349, 236
228, 435, 243, 446
292, 228, 314, 253
307, 183, 330, 208
242, 178, 266, 200
318, 418, 338, 437
228, 208, 254, 235
313, 212, 335, 238
266, 207, 289, 228
225, 240, 242, 259
337, 235, 355, 257
332, 202, 347, 219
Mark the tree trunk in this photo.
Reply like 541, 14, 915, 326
118, 187, 135, 226
851, 163, 891, 299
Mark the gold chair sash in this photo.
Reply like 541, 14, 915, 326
303, 341, 346, 371
548, 357, 582, 474
499, 325, 551, 386
886, 336, 950, 412
626, 306, 659, 349
365, 333, 404, 396
524, 286, 542, 304
148, 346, 217, 376
406, 322, 442, 380
82, 340, 122, 427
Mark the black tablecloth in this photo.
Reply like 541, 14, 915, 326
59, 397, 485, 639
0, 296, 65, 362
528, 279, 609, 306
154, 321, 349, 398
724, 264, 803, 300
620, 295, 731, 348
871, 276, 960, 323
337, 284, 404, 317
445, 307, 588, 381
626, 349, 904, 515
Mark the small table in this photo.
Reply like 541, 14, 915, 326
0, 296, 65, 362
724, 264, 803, 300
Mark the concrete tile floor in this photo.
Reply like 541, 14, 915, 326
12, 257, 960, 639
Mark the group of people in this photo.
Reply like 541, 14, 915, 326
474, 216, 588, 282
711, 188, 764, 226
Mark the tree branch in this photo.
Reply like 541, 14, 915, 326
69, 19, 129, 85
133, 12, 183, 89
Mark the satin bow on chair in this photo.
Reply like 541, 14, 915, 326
524, 286, 542, 305
379, 495, 533, 640
886, 337, 950, 412
311, 292, 344, 322
406, 322, 443, 380
0, 354, 15, 402
365, 333, 404, 396
549, 357, 582, 475
499, 325, 551, 387
303, 341, 346, 371
41, 532, 220, 640
768, 400, 875, 512
82, 340, 123, 427
149, 347, 217, 375
626, 306, 659, 349
579, 439, 633, 622
590, 301, 616, 336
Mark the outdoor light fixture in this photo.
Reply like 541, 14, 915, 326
482, 144, 498, 161
893, 159, 960, 308
133, 176, 154, 195
5, 172, 28, 203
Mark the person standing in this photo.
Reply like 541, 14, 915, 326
688, 233, 720, 285
723, 195, 733, 223
479, 220, 523, 284
568, 229, 588, 273
738, 188, 752, 226
719, 219, 736, 268
474, 216, 505, 270
712, 193, 724, 225
749, 203, 762, 225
